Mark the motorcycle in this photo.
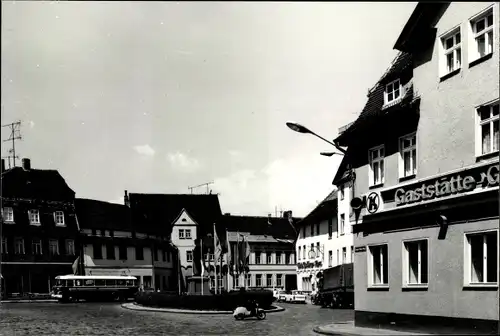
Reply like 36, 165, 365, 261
233, 303, 266, 320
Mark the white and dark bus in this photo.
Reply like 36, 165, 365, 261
51, 275, 139, 303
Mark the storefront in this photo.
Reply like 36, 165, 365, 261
352, 160, 499, 334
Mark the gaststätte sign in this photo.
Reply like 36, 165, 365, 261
395, 164, 499, 206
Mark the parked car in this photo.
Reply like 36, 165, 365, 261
277, 290, 307, 304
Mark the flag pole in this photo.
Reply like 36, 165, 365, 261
201, 238, 204, 296
236, 230, 239, 289
213, 223, 218, 295
226, 228, 230, 291
177, 248, 181, 295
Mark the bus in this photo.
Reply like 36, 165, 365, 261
51, 275, 139, 303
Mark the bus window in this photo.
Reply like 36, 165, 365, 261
75, 280, 82, 287
95, 279, 105, 287
117, 280, 126, 286
126, 280, 136, 286
84, 279, 95, 286
56, 279, 62, 286
106, 280, 116, 287
66, 280, 74, 287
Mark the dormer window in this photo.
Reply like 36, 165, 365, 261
185, 229, 192, 239
384, 79, 401, 105
179, 229, 185, 239
54, 211, 65, 226
28, 209, 41, 226
2, 207, 14, 223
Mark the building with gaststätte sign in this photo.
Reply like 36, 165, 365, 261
335, 2, 499, 334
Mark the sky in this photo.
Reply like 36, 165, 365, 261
1, 1, 416, 218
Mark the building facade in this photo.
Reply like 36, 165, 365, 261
222, 213, 299, 292
335, 2, 499, 333
295, 190, 354, 292
1, 158, 80, 297
75, 198, 177, 291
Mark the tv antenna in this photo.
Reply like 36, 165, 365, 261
188, 181, 214, 195
2, 120, 22, 169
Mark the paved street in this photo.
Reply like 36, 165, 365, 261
0, 302, 352, 336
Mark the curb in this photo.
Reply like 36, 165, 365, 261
121, 302, 285, 315
313, 323, 356, 336
313, 324, 435, 336
0, 299, 58, 303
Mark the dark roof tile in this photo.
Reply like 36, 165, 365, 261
75, 198, 132, 231
221, 215, 300, 241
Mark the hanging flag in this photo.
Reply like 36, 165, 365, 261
244, 236, 251, 266
238, 234, 247, 272
72, 256, 80, 275
214, 224, 222, 263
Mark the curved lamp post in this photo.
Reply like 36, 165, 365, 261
286, 122, 347, 155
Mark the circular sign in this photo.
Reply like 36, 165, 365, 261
366, 192, 380, 214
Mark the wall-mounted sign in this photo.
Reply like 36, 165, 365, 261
366, 192, 380, 214
297, 260, 322, 269
395, 164, 499, 206
354, 246, 366, 253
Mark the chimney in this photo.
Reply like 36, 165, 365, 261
124, 190, 130, 207
22, 158, 31, 171
1, 159, 5, 172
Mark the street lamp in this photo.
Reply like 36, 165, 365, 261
286, 122, 347, 155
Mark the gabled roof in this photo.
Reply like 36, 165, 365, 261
1, 166, 75, 201
128, 193, 223, 237
298, 190, 337, 227
75, 198, 132, 232
221, 214, 300, 241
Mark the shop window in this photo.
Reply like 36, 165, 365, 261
403, 239, 428, 287
368, 244, 389, 287
368, 145, 385, 186
465, 230, 498, 285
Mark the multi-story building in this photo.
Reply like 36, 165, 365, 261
75, 197, 177, 291
222, 212, 299, 291
127, 192, 223, 290
295, 189, 354, 292
1, 158, 80, 297
334, 2, 499, 334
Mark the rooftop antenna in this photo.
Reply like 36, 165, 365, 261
2, 120, 22, 168
188, 181, 214, 195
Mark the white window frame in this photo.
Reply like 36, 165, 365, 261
256, 274, 262, 287
266, 274, 273, 287
233, 275, 240, 288
178, 229, 185, 239
276, 252, 282, 264
297, 247, 301, 261
209, 253, 214, 262
439, 26, 462, 77
267, 253, 272, 264
302, 245, 306, 259
475, 99, 499, 157
342, 247, 347, 264
66, 239, 75, 255
340, 214, 345, 235
15, 238, 25, 254
255, 253, 261, 264
54, 211, 65, 226
49, 239, 60, 255
328, 250, 333, 267
368, 145, 385, 186
464, 229, 498, 287
367, 244, 389, 287
2, 207, 14, 223
32, 238, 43, 255
186, 250, 193, 262
468, 5, 495, 64
384, 78, 402, 105
1, 238, 7, 254
28, 209, 41, 225
276, 274, 283, 287
402, 238, 429, 288
185, 229, 191, 239
399, 132, 417, 178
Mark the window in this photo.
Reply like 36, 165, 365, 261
384, 78, 401, 104
403, 239, 428, 286
316, 242, 321, 260
15, 238, 24, 254
267, 253, 272, 264
185, 229, 191, 239
369, 146, 385, 186
209, 253, 214, 262
302, 226, 306, 238
179, 229, 185, 239
342, 247, 347, 264
28, 209, 40, 225
154, 248, 159, 261
310, 223, 313, 236
93, 243, 102, 259
470, 7, 494, 62
440, 28, 462, 75
336, 249, 339, 265
256, 274, 262, 287
369, 244, 389, 286
340, 185, 345, 200
298, 247, 301, 261
2, 207, 14, 222
286, 253, 292, 264
119, 245, 127, 260
1, 238, 7, 254
255, 253, 261, 264
135, 246, 144, 260
328, 218, 333, 239
106, 244, 115, 259
162, 250, 166, 262
276, 252, 282, 264
316, 223, 320, 235
328, 250, 333, 267
399, 132, 417, 178
351, 246, 354, 263
186, 250, 193, 262
54, 211, 65, 226
32, 239, 42, 255
167, 250, 171, 262
302, 245, 306, 259
234, 275, 240, 288
465, 230, 498, 285
49, 239, 59, 255
266, 274, 273, 287
276, 274, 283, 287
340, 214, 345, 235
478, 102, 499, 155
310, 243, 314, 259
65, 240, 75, 255
246, 274, 251, 287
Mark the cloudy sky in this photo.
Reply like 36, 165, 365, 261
1, 1, 415, 217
